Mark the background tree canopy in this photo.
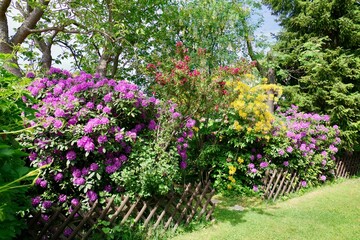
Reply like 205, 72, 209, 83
264, 0, 360, 150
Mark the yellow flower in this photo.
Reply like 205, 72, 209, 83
234, 121, 242, 131
227, 184, 232, 190
237, 157, 244, 164
228, 165, 236, 175
193, 126, 199, 132
228, 176, 236, 183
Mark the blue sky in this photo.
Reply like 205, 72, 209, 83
255, 5, 281, 41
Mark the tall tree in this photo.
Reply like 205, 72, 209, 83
0, 0, 50, 76
264, 0, 360, 150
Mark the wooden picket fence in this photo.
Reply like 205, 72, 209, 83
27, 181, 215, 240
262, 154, 360, 201
262, 169, 301, 201
334, 154, 360, 178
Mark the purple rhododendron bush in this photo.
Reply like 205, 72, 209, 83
18, 68, 195, 213
204, 104, 342, 194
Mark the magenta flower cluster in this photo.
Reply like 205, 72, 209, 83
21, 68, 194, 215
273, 105, 341, 184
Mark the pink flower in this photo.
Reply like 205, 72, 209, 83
180, 161, 187, 169
259, 162, 269, 168
286, 146, 293, 153
66, 150, 76, 161
185, 119, 196, 128
84, 141, 95, 152
53, 119, 63, 129
278, 149, 285, 156
301, 181, 307, 187
319, 175, 326, 181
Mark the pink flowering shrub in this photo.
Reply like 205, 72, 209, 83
263, 105, 341, 186
214, 104, 341, 194
19, 68, 195, 213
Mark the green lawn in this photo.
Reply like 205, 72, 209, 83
172, 178, 360, 240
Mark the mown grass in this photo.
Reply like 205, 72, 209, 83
171, 178, 360, 240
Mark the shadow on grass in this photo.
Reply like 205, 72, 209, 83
214, 206, 274, 226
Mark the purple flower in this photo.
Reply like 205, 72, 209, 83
299, 144, 307, 151
68, 116, 78, 125
321, 151, 327, 157
59, 194, 67, 203
66, 150, 76, 161
54, 109, 65, 118
283, 161, 289, 167
40, 180, 47, 188
126, 131, 137, 141
177, 137, 184, 143
54, 173, 63, 182
104, 185, 112, 192
42, 200, 52, 209
26, 72, 35, 78
250, 155, 255, 161
185, 119, 196, 128
72, 169, 82, 178
105, 165, 118, 174
64, 228, 73, 237
278, 149, 285, 156
87, 190, 98, 202
148, 120, 157, 130
35, 178, 42, 186
115, 132, 124, 142
329, 145, 338, 153
322, 160, 327, 166
84, 141, 95, 152
53, 119, 63, 129
256, 154, 262, 159
259, 162, 269, 168
301, 181, 307, 187
82, 167, 89, 176
103, 92, 113, 102
86, 102, 95, 109
29, 152, 37, 161
180, 160, 187, 169
172, 112, 181, 119
319, 175, 326, 181
251, 168, 258, 173
97, 135, 108, 144
71, 198, 79, 206
90, 163, 99, 171
125, 91, 134, 99
96, 104, 103, 110
73, 177, 86, 186
253, 185, 258, 192
103, 106, 111, 114
31, 196, 41, 207
248, 163, 255, 169
42, 214, 49, 222
286, 146, 293, 153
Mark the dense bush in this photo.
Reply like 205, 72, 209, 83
18, 68, 195, 217
197, 102, 341, 194
0, 61, 38, 239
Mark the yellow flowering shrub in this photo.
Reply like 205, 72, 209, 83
229, 74, 283, 136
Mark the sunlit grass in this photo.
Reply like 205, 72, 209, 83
171, 178, 360, 240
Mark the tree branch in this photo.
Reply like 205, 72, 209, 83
11, 0, 51, 45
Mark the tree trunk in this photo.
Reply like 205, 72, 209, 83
96, 51, 111, 78
0, 0, 22, 76
266, 68, 276, 114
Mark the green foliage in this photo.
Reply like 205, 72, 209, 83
0, 56, 37, 239
264, 0, 360, 150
